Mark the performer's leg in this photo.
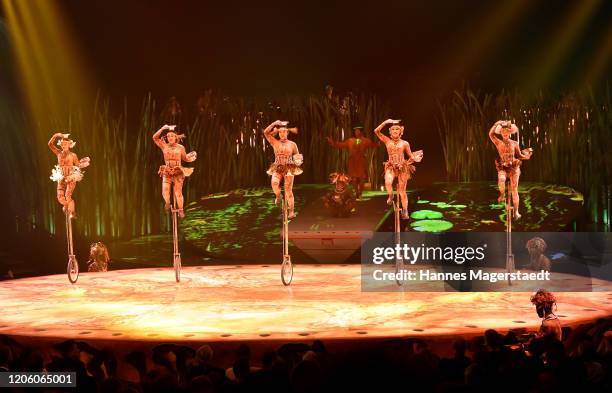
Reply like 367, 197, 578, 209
351, 177, 361, 199
56, 181, 67, 208
510, 169, 521, 219
285, 175, 296, 219
65, 181, 77, 217
497, 171, 506, 203
357, 177, 365, 199
398, 172, 409, 219
384, 170, 395, 205
174, 179, 185, 218
162, 180, 172, 210
271, 173, 282, 205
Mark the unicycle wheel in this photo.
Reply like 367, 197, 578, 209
67, 255, 79, 284
174, 254, 181, 283
281, 255, 293, 286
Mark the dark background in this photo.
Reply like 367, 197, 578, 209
55, 0, 611, 97
2, 0, 611, 170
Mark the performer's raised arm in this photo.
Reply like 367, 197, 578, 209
153, 124, 173, 148
488, 120, 504, 144
326, 136, 348, 149
373, 119, 396, 143
263, 120, 285, 145
48, 133, 63, 155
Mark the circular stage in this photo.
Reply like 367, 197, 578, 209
1, 265, 611, 344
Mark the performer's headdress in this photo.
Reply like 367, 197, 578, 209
329, 172, 350, 184
57, 136, 76, 148
495, 121, 518, 135
274, 124, 298, 134
164, 131, 186, 143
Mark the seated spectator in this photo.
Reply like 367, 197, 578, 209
0, 343, 11, 371
186, 343, 225, 384
225, 344, 259, 382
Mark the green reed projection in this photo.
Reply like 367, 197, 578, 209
437, 86, 612, 229
1, 92, 390, 239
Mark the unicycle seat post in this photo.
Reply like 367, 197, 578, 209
280, 188, 293, 285
504, 180, 514, 285
170, 188, 182, 282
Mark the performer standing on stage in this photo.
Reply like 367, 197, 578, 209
327, 126, 377, 199
488, 120, 533, 219
48, 133, 90, 218
373, 119, 423, 219
153, 124, 197, 218
264, 120, 303, 219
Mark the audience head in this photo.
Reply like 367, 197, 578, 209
453, 338, 467, 356
195, 344, 213, 365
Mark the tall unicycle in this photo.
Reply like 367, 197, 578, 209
65, 211, 79, 284
392, 182, 404, 286
281, 190, 293, 286
505, 180, 515, 286
171, 194, 182, 283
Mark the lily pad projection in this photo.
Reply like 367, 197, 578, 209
410, 210, 443, 220
429, 202, 467, 209
410, 219, 454, 232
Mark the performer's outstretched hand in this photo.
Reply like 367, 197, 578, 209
78, 157, 91, 168
186, 151, 197, 162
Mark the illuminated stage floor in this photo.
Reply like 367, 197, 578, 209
0, 265, 611, 343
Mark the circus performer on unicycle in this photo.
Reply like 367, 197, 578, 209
48, 132, 90, 283
263, 120, 303, 285
488, 120, 532, 284
153, 124, 197, 282
373, 119, 423, 285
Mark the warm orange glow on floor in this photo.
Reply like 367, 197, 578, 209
0, 265, 610, 343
